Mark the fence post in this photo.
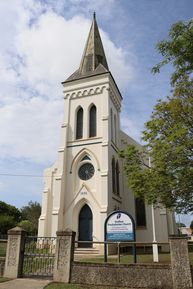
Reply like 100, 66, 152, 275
169, 237, 192, 289
53, 229, 76, 283
4, 227, 26, 278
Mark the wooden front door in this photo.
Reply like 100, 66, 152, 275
78, 204, 93, 248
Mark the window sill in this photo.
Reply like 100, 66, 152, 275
68, 136, 102, 143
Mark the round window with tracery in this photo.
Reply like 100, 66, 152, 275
78, 163, 95, 180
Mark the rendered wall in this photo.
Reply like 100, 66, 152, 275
71, 262, 173, 289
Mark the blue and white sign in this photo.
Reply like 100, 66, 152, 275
105, 211, 135, 241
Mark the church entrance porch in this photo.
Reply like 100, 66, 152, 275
78, 204, 93, 248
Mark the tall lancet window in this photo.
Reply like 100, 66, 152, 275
76, 107, 83, 139
112, 157, 116, 193
135, 197, 146, 227
116, 161, 120, 195
89, 105, 97, 137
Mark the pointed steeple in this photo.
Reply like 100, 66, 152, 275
64, 13, 109, 82
79, 12, 109, 74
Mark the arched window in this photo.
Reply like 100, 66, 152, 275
135, 197, 146, 227
78, 153, 95, 181
112, 157, 116, 193
76, 107, 83, 139
116, 161, 120, 195
89, 105, 97, 137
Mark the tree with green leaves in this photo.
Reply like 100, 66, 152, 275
120, 19, 193, 214
20, 201, 41, 235
152, 20, 193, 86
0, 201, 21, 234
17, 220, 35, 234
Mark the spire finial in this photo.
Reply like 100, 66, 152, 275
78, 10, 108, 73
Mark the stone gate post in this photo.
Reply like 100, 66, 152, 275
4, 227, 26, 278
169, 237, 193, 289
53, 229, 76, 283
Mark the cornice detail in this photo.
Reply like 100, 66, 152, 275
64, 85, 107, 99
109, 87, 121, 112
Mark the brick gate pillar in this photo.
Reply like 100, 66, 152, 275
53, 229, 76, 283
4, 227, 26, 278
169, 237, 193, 289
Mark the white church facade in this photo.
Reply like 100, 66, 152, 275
38, 14, 176, 245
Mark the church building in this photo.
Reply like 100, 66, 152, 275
38, 14, 176, 246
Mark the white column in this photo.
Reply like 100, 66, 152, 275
149, 156, 159, 262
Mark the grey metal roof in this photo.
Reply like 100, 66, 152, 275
63, 13, 109, 83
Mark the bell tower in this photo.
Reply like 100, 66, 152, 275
38, 13, 122, 242
38, 13, 176, 246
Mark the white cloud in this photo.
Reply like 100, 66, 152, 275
0, 0, 136, 164
0, 98, 63, 162
120, 115, 142, 142
0, 181, 6, 191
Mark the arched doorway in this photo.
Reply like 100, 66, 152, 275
78, 204, 93, 248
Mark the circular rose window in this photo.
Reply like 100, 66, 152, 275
78, 163, 95, 180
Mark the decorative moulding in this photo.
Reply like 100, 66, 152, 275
101, 170, 108, 176
58, 147, 65, 153
52, 209, 60, 215
109, 86, 121, 112
102, 142, 108, 147
102, 115, 109, 121
55, 174, 62, 180
61, 123, 68, 128
64, 85, 107, 100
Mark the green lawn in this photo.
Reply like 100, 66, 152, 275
0, 242, 7, 257
45, 283, 129, 289
75, 252, 171, 264
75, 251, 193, 265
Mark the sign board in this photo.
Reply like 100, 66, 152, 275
104, 210, 136, 263
105, 211, 134, 241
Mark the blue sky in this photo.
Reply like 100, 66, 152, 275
0, 0, 192, 224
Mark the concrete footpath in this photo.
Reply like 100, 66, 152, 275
0, 278, 51, 289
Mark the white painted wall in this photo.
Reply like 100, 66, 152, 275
38, 72, 176, 244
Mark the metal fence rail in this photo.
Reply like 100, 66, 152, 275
74, 241, 171, 264
0, 235, 8, 240
22, 236, 56, 278
0, 239, 7, 257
